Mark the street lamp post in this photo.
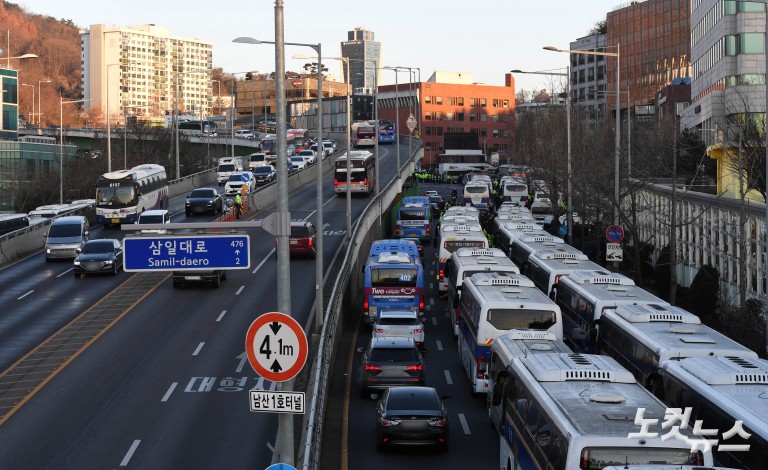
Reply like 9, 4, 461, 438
38, 80, 51, 127
3, 52, 37, 69
545, 44, 621, 226
233, 28, 322, 465
511, 67, 572, 242
21, 83, 33, 125
60, 97, 92, 203
382, 66, 402, 179
106, 63, 120, 173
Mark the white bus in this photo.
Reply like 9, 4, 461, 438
660, 356, 768, 470
597, 303, 758, 391
486, 329, 571, 430
437, 224, 488, 293
458, 272, 561, 394
553, 269, 670, 353
95, 164, 169, 227
493, 223, 546, 258
351, 122, 376, 147
525, 248, 602, 297
500, 176, 528, 205
490, 352, 714, 470
507, 232, 565, 271
463, 181, 491, 206
445, 248, 521, 337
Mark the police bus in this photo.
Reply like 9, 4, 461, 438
486, 329, 571, 430
554, 270, 669, 353
493, 222, 543, 258
499, 175, 528, 205
437, 223, 488, 293
458, 272, 561, 394
525, 248, 602, 297
490, 352, 714, 470
367, 239, 421, 264
660, 355, 768, 470
395, 196, 432, 241
507, 232, 565, 271
597, 303, 758, 391
445, 248, 520, 337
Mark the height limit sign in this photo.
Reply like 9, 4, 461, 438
245, 312, 308, 383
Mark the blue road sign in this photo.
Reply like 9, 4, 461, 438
265, 464, 297, 470
123, 234, 250, 272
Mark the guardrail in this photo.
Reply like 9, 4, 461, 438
299, 140, 420, 469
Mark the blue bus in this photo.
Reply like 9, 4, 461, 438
396, 196, 432, 241
363, 250, 424, 324
378, 120, 396, 144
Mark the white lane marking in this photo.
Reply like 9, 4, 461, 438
216, 310, 227, 322
119, 440, 141, 466
431, 317, 438, 326
444, 370, 453, 385
161, 383, 177, 402
429, 282, 434, 290
303, 210, 317, 221
458, 413, 471, 435
56, 268, 73, 278
436, 340, 443, 351
429, 297, 435, 306
322, 197, 335, 208
192, 342, 205, 356
17, 290, 33, 300
252, 252, 273, 274
235, 285, 245, 296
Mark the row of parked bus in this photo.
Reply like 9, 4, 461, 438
420, 186, 764, 469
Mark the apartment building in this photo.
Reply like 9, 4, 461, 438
569, 33, 608, 116
81, 24, 213, 125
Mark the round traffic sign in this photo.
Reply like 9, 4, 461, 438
292, 78, 303, 89
245, 312, 308, 382
605, 225, 625, 243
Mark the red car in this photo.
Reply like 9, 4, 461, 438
277, 221, 317, 258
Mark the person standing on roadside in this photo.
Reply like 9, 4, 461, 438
234, 193, 242, 219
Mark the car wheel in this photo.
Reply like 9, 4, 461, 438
185, 211, 191, 217
221, 271, 227, 281
45, 257, 51, 263
212, 274, 221, 288
111, 264, 118, 276
74, 272, 81, 278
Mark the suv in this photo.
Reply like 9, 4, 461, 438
287, 221, 317, 258
252, 165, 276, 185
224, 171, 255, 196
138, 209, 171, 234
359, 337, 425, 398
44, 216, 90, 261
373, 311, 425, 349
248, 152, 268, 170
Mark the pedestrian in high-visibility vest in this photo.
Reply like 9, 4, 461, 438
234, 193, 242, 219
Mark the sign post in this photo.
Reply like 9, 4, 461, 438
406, 113, 417, 133
605, 225, 625, 263
245, 312, 308, 415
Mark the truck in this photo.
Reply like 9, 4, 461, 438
216, 156, 245, 186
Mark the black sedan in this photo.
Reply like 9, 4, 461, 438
375, 386, 450, 451
73, 239, 123, 277
185, 188, 223, 216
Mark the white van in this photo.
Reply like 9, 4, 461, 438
44, 215, 90, 261
137, 209, 171, 234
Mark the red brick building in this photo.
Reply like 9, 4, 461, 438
377, 72, 516, 168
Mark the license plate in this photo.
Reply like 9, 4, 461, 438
289, 240, 299, 245
111, 218, 120, 223
185, 276, 202, 280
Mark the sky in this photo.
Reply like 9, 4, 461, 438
19, 0, 621, 93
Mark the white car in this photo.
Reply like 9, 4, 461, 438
224, 171, 255, 196
372, 311, 425, 349
235, 129, 255, 139
297, 149, 317, 165
289, 156, 308, 171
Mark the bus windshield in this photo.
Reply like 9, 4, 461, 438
580, 447, 703, 469
486, 308, 556, 330
96, 181, 135, 207
371, 268, 418, 287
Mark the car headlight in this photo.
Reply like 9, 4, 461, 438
105, 260, 113, 265
74, 260, 81, 265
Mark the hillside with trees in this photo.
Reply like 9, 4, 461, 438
1, 2, 81, 126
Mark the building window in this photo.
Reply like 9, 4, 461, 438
446, 112, 454, 121
425, 127, 432, 136
435, 111, 443, 120
492, 99, 500, 108
503, 100, 509, 108
436, 127, 443, 136
424, 96, 431, 104
457, 112, 464, 121
480, 113, 487, 122
480, 98, 486, 106
480, 128, 487, 137
457, 97, 464, 106
469, 113, 477, 122
425, 113, 432, 121
436, 96, 443, 105
493, 129, 500, 138
502, 129, 509, 138
470, 98, 477, 106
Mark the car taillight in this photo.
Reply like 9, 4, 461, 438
419, 298, 425, 311
363, 178, 368, 187
476, 355, 486, 379
412, 329, 422, 334
428, 417, 447, 426
308, 238, 313, 247
426, 224, 430, 234
406, 364, 422, 371
439, 268, 444, 279
554, 275, 560, 285
363, 297, 369, 310
395, 227, 400, 236
374, 328, 383, 334
364, 364, 381, 371
379, 417, 399, 426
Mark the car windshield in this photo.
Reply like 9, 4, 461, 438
81, 241, 114, 254
218, 164, 235, 172
254, 167, 272, 174
386, 390, 439, 411
291, 157, 304, 162
49, 223, 81, 237
290, 226, 310, 237
250, 155, 265, 162
368, 347, 418, 362
190, 189, 214, 198
228, 174, 243, 182
139, 215, 164, 224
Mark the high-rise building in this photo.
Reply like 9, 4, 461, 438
606, 0, 690, 116
680, 0, 766, 137
340, 28, 381, 94
81, 24, 213, 125
569, 33, 608, 117
0, 67, 19, 139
